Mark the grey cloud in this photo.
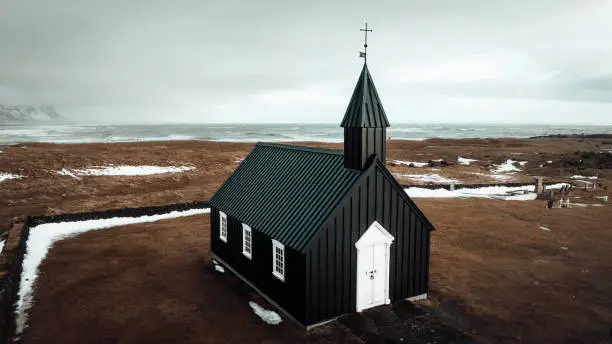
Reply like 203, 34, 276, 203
1, 0, 611, 123
564, 76, 612, 92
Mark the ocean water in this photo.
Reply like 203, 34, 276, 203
0, 123, 611, 145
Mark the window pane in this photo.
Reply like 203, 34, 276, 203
242, 226, 252, 256
220, 216, 228, 241
272, 241, 285, 280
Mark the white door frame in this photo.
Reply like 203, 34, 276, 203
355, 221, 394, 312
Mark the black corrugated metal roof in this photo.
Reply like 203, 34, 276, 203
340, 63, 390, 128
209, 142, 362, 252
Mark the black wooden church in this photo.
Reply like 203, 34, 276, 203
209, 48, 434, 328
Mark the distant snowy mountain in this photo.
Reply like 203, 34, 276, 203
0, 105, 67, 123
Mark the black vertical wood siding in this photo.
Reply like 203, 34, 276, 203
304, 164, 431, 325
344, 128, 387, 170
210, 208, 306, 323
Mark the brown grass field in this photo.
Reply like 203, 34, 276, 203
1, 137, 611, 343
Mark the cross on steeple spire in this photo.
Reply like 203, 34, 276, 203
359, 22, 372, 62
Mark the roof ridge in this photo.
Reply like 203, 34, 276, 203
256, 142, 343, 156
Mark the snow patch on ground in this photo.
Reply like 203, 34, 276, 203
405, 183, 569, 200
0, 240, 4, 253
539, 226, 551, 231
545, 184, 569, 190
248, 301, 282, 325
57, 165, 195, 176
457, 157, 477, 165
570, 175, 598, 180
392, 160, 429, 168
569, 203, 604, 207
491, 160, 526, 173
497, 193, 537, 201
15, 207, 211, 335
0, 173, 23, 182
401, 174, 460, 184
57, 168, 82, 180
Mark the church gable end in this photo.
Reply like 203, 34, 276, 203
303, 159, 432, 324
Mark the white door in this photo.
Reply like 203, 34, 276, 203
357, 243, 387, 309
355, 221, 394, 312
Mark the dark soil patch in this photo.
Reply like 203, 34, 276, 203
558, 151, 612, 170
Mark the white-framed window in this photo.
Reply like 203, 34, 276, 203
272, 239, 285, 281
242, 224, 252, 259
219, 211, 227, 243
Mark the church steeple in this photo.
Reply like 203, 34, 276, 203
342, 23, 390, 170
341, 63, 390, 170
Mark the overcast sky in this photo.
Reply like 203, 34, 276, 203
1, 0, 612, 124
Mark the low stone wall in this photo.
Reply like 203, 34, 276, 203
0, 201, 209, 343
28, 201, 209, 227
0, 217, 30, 343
